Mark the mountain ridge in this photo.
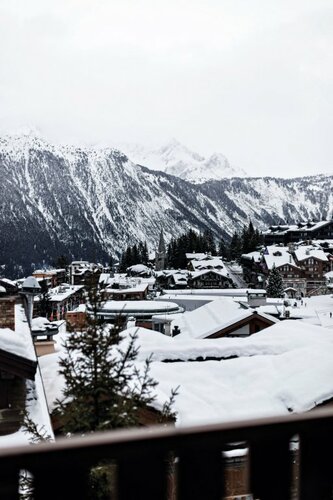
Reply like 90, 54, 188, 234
0, 133, 332, 277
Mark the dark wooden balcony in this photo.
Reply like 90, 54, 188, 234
1, 406, 333, 499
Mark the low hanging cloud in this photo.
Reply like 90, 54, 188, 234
0, 0, 332, 177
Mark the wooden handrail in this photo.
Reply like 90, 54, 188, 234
1, 406, 333, 498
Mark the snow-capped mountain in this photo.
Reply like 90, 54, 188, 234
119, 139, 247, 183
0, 132, 332, 277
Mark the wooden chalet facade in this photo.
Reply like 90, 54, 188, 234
0, 344, 37, 436
263, 219, 333, 245
32, 269, 67, 288
188, 270, 232, 289
205, 311, 277, 339
242, 244, 332, 295
103, 283, 149, 301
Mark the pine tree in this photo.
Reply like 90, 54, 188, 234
38, 280, 52, 319
20, 412, 52, 499
229, 231, 242, 260
55, 289, 168, 433
54, 287, 177, 497
202, 228, 216, 254
266, 265, 284, 298
218, 237, 230, 260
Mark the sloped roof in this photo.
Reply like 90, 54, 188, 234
295, 247, 328, 262
154, 297, 277, 340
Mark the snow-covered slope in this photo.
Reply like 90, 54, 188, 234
0, 132, 332, 276
119, 139, 247, 183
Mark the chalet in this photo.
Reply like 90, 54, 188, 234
0, 302, 53, 441
32, 268, 67, 288
0, 278, 18, 295
0, 330, 37, 435
242, 243, 332, 296
168, 272, 189, 289
188, 256, 225, 272
103, 282, 149, 301
126, 264, 152, 278
188, 269, 233, 289
155, 270, 188, 289
263, 219, 333, 245
34, 283, 85, 321
68, 261, 103, 286
294, 247, 330, 279
152, 297, 278, 339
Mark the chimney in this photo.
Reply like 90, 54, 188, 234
126, 316, 136, 329
172, 325, 181, 337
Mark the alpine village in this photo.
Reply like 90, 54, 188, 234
1, 214, 333, 499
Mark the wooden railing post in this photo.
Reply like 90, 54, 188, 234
0, 463, 20, 500
299, 431, 333, 500
177, 448, 224, 500
250, 436, 292, 500
117, 453, 169, 500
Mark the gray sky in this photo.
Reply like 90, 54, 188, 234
0, 0, 332, 177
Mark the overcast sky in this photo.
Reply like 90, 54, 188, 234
0, 0, 332, 177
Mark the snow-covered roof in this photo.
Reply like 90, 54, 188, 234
172, 273, 188, 285
0, 277, 17, 287
34, 284, 84, 303
127, 264, 150, 274
241, 251, 262, 263
39, 317, 333, 427
0, 304, 38, 361
99, 273, 112, 285
185, 252, 211, 260
22, 276, 41, 291
190, 268, 230, 280
190, 258, 225, 270
265, 220, 333, 235
162, 288, 267, 298
105, 274, 155, 289
154, 297, 277, 340
263, 246, 298, 270
99, 300, 183, 316
105, 282, 148, 294
294, 247, 328, 262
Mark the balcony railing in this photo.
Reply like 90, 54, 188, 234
1, 406, 333, 499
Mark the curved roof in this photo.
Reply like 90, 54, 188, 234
21, 276, 41, 291
94, 300, 183, 319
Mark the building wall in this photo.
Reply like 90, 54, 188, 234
0, 296, 16, 330
66, 310, 87, 330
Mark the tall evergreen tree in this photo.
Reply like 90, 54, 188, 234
218, 237, 229, 259
55, 288, 171, 433
266, 265, 284, 298
54, 287, 177, 497
202, 228, 216, 254
229, 231, 242, 260
38, 280, 52, 319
